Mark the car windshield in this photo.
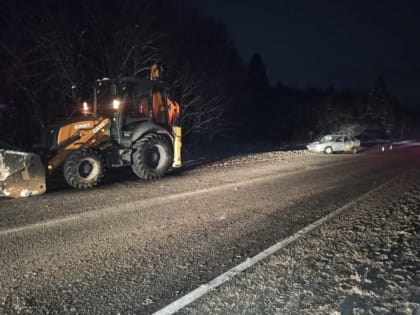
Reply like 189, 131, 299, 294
320, 135, 337, 143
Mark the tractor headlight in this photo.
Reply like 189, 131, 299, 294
112, 99, 121, 110
82, 102, 90, 114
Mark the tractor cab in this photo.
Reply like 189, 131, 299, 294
93, 77, 173, 147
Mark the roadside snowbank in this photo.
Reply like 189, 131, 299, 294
182, 174, 420, 315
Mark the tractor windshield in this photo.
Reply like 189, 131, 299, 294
95, 80, 116, 117
95, 80, 153, 118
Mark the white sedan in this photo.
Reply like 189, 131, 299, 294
307, 135, 360, 154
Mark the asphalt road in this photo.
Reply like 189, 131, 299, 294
0, 146, 418, 314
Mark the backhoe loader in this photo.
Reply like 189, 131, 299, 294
0, 66, 182, 198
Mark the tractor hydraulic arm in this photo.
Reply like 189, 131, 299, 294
47, 117, 111, 172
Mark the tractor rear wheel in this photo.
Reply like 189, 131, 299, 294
63, 149, 104, 189
132, 133, 173, 180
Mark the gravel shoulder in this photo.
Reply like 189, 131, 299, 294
182, 171, 420, 315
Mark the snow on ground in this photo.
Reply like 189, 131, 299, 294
393, 141, 420, 147
181, 172, 420, 315
183, 145, 327, 172
204, 150, 313, 168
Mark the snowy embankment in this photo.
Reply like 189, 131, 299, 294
393, 140, 420, 147
182, 172, 420, 315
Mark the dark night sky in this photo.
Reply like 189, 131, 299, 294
194, 0, 420, 104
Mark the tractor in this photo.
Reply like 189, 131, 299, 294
0, 67, 182, 198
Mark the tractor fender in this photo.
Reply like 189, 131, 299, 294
131, 122, 173, 147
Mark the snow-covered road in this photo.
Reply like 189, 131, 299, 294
0, 146, 419, 314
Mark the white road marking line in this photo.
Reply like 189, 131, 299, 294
152, 171, 408, 315
0, 169, 312, 236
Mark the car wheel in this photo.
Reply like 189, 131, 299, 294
352, 147, 358, 154
324, 146, 333, 154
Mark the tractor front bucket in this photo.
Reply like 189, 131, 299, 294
0, 150, 46, 198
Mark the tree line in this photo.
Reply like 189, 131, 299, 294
0, 0, 418, 148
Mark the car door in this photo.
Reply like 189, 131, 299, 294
344, 136, 352, 151
333, 136, 345, 151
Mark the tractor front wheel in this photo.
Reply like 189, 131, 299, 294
132, 133, 173, 180
63, 149, 104, 189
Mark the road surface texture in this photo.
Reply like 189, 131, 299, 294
0, 144, 419, 314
